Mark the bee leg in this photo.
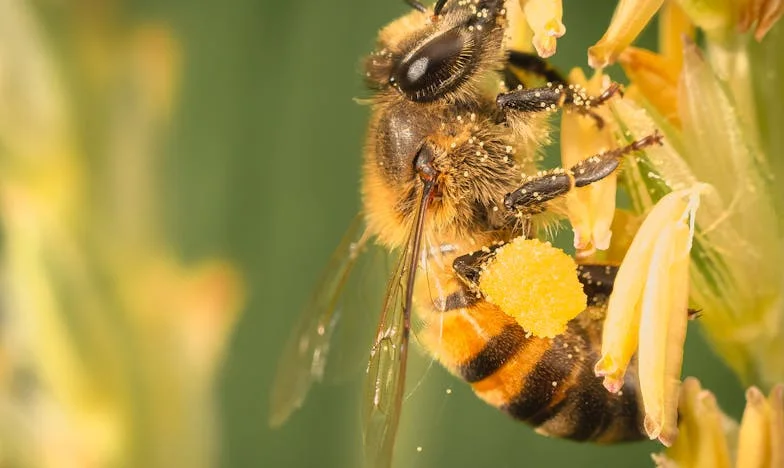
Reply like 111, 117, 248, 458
504, 132, 663, 213
404, 0, 427, 12
504, 50, 566, 89
496, 82, 622, 123
577, 264, 618, 307
434, 0, 448, 16
452, 245, 503, 292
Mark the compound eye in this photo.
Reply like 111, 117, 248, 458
391, 28, 474, 102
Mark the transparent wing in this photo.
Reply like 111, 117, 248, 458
362, 240, 413, 468
362, 179, 433, 468
269, 214, 390, 427
326, 239, 394, 382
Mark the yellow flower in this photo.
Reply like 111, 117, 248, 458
588, 0, 664, 68
613, 31, 784, 392
0, 2, 244, 466
560, 68, 618, 255
518, 0, 565, 57
595, 186, 701, 445
658, 1, 696, 69
653, 378, 784, 467
552, 0, 784, 461
615, 3, 690, 128
617, 47, 681, 127
588, 0, 784, 67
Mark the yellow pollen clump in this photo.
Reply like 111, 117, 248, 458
479, 237, 587, 338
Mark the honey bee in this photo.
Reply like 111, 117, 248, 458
271, 0, 662, 466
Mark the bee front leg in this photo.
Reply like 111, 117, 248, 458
497, 82, 622, 128
504, 132, 663, 214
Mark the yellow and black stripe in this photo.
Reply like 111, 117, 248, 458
417, 263, 646, 442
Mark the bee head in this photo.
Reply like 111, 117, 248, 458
364, 0, 508, 103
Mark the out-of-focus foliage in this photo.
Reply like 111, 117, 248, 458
0, 1, 242, 466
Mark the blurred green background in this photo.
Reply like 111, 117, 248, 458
0, 0, 747, 467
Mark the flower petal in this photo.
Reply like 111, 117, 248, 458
506, 0, 534, 53
756, 0, 784, 40
676, 0, 735, 42
736, 386, 772, 467
587, 172, 616, 251
520, 0, 565, 58
771, 384, 784, 467
738, 0, 784, 40
588, 0, 664, 68
659, 1, 695, 68
618, 47, 681, 126
655, 378, 734, 468
679, 39, 784, 387
560, 69, 618, 253
595, 189, 692, 392
638, 221, 690, 445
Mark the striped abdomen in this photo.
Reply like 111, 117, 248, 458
416, 265, 646, 442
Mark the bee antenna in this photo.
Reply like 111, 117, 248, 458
434, 0, 447, 15
404, 0, 427, 12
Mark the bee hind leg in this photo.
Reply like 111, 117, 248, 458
452, 246, 502, 292
504, 132, 663, 214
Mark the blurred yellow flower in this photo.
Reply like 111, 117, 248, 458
618, 47, 681, 126
614, 32, 784, 393
653, 378, 784, 467
0, 1, 244, 467
560, 68, 619, 255
738, 0, 784, 40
